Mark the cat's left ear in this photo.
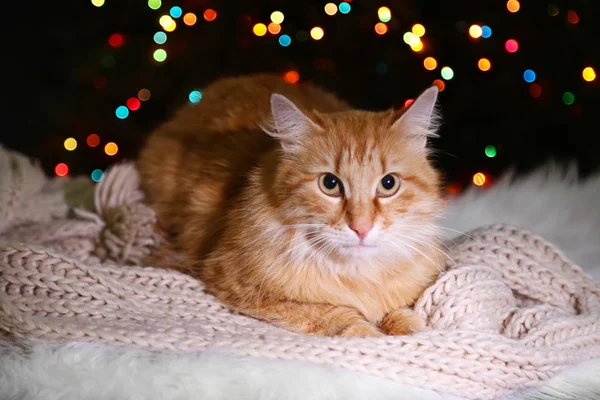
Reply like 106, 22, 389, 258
392, 86, 439, 150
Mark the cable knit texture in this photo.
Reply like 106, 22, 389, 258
0, 145, 599, 400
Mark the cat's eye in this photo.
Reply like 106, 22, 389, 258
318, 173, 343, 197
376, 174, 402, 197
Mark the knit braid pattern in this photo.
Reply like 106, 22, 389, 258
0, 145, 598, 400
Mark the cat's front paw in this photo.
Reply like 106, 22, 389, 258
379, 308, 424, 336
339, 321, 384, 338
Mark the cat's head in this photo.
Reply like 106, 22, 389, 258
263, 87, 443, 268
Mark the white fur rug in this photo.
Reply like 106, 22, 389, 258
1, 164, 599, 400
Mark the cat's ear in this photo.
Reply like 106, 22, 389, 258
263, 94, 322, 152
392, 86, 440, 150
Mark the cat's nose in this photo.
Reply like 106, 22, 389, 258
349, 219, 374, 241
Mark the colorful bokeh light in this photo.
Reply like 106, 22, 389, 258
91, 169, 104, 183
153, 31, 167, 44
403, 32, 419, 46
115, 106, 129, 119
64, 138, 77, 151
138, 89, 151, 101
469, 25, 483, 38
441, 66, 454, 80
481, 25, 492, 38
204, 9, 217, 21
424, 57, 437, 70
270, 11, 284, 24
325, 3, 337, 15
562, 92, 575, 105
183, 13, 197, 26
189, 90, 202, 103
339, 2, 351, 14
159, 15, 176, 31
104, 142, 118, 156
284, 70, 300, 84
253, 23, 267, 36
507, 0, 520, 13
505, 39, 519, 53
432, 79, 445, 92
567, 10, 579, 24
55, 163, 69, 177
404, 99, 415, 108
378, 7, 391, 23
478, 58, 491, 71
411, 40, 423, 52
87, 134, 100, 147
108, 33, 124, 48
126, 97, 141, 111
523, 69, 536, 83
529, 83, 542, 98
374, 22, 388, 35
310, 27, 324, 40
268, 23, 281, 34
485, 145, 497, 158
153, 49, 167, 62
473, 173, 486, 186
583, 67, 596, 82
148, 0, 161, 10
412, 24, 426, 37
279, 34, 291, 47
91, 0, 105, 7
170, 6, 182, 18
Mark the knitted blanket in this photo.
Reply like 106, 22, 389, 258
1, 146, 599, 400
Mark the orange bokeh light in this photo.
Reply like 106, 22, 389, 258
183, 13, 197, 26
268, 22, 281, 34
432, 79, 445, 92
473, 173, 486, 186
374, 22, 388, 35
203, 9, 217, 22
104, 142, 118, 156
284, 70, 300, 84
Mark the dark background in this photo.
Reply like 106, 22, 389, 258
3, 0, 600, 194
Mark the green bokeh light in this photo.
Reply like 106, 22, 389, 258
485, 145, 497, 158
562, 92, 575, 105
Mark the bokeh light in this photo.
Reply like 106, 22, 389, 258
108, 33, 124, 48
138, 88, 151, 101
153, 49, 167, 62
189, 90, 202, 103
473, 173, 486, 186
485, 145, 497, 158
529, 83, 542, 98
404, 99, 414, 108
64, 138, 77, 151
481, 25, 492, 38
170, 6, 182, 18
403, 32, 419, 46
183, 13, 197, 26
115, 106, 129, 119
253, 23, 267, 36
339, 2, 351, 14
310, 27, 324, 40
412, 24, 426, 37
279, 34, 291, 47
104, 142, 118, 156
374, 22, 388, 35
469, 25, 483, 38
478, 58, 491, 71
567, 10, 579, 24
204, 9, 217, 22
411, 40, 423, 52
91, 0, 105, 7
547, 4, 559, 16
268, 23, 281, 34
159, 15, 176, 31
583, 67, 596, 82
441, 66, 454, 80
126, 97, 141, 111
507, 0, 520, 13
55, 163, 69, 177
87, 134, 100, 147
424, 57, 437, 70
523, 69, 536, 83
270, 11, 284, 24
325, 3, 337, 15
505, 39, 519, 53
562, 92, 575, 105
91, 169, 104, 183
153, 32, 167, 44
284, 70, 300, 84
148, 0, 161, 10
432, 79, 445, 92
378, 7, 391, 23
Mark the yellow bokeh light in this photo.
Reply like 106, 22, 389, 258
104, 142, 119, 156
324, 3, 337, 16
478, 58, 492, 71
268, 23, 281, 34
378, 7, 391, 22
412, 24, 426, 37
253, 23, 267, 36
159, 15, 176, 32
64, 138, 77, 151
91, 0, 105, 7
183, 13, 197, 26
310, 27, 324, 40
507, 0, 520, 13
583, 67, 596, 82
403, 32, 420, 46
473, 173, 486, 186
424, 57, 437, 70
270, 11, 284, 24
411, 40, 423, 52
469, 25, 483, 38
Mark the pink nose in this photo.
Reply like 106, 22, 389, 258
349, 219, 374, 241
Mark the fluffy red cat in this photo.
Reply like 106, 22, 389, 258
138, 74, 444, 337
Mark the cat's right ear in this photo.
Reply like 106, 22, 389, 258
262, 94, 321, 152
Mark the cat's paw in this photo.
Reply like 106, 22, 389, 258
339, 321, 384, 338
379, 308, 424, 336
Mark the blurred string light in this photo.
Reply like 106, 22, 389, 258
478, 58, 491, 71
115, 106, 129, 119
87, 134, 100, 147
505, 39, 519, 53
153, 32, 167, 44
91, 0, 105, 7
529, 83, 542, 98
412, 24, 425, 37
138, 88, 151, 101
189, 90, 202, 103
441, 66, 454, 80
270, 11, 284, 24
108, 33, 124, 48
253, 23, 267, 36
159, 15, 176, 32
547, 4, 559, 16
148, 0, 161, 10
126, 97, 141, 111
64, 138, 77, 151
55, 163, 69, 177
284, 70, 300, 84
469, 25, 483, 38
153, 49, 167, 62
567, 10, 579, 24
204, 9, 217, 21
378, 7, 391, 23
91, 169, 104, 183
375, 23, 388, 35
279, 34, 292, 46
473, 173, 486, 186
325, 3, 337, 15
424, 57, 437, 70
481, 25, 492, 38
432, 79, 445, 92
268, 23, 281, 34
170, 6, 182, 18
339, 2, 351, 14
523, 69, 536, 82
506, 0, 520, 13
485, 145, 497, 158
583, 67, 596, 82
311, 27, 324, 40
105, 142, 118, 156
183, 13, 197, 26
562, 92, 575, 105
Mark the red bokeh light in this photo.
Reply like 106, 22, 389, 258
567, 10, 579, 24
404, 99, 415, 108
87, 133, 100, 147
505, 39, 519, 53
283, 70, 300, 84
126, 97, 141, 111
529, 83, 542, 98
55, 163, 69, 177
108, 33, 125, 48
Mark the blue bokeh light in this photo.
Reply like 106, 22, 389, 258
153, 31, 167, 44
339, 2, 351, 14
481, 25, 492, 38
523, 69, 536, 83
91, 169, 104, 183
279, 34, 291, 47
189, 90, 202, 103
170, 6, 182, 18
115, 106, 129, 119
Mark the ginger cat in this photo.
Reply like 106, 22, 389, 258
138, 74, 444, 337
